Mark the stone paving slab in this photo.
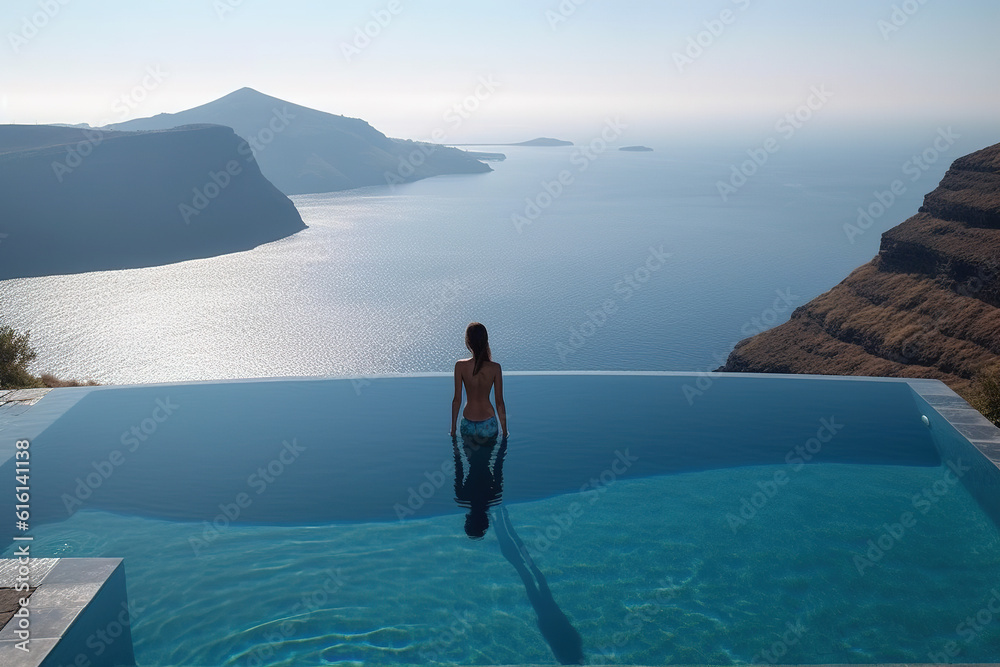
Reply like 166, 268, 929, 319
0, 559, 59, 588
0, 605, 84, 641
958, 423, 1000, 442
0, 637, 58, 667
0, 389, 51, 404
933, 407, 997, 426
922, 393, 974, 408
906, 378, 956, 395
972, 440, 1000, 461
0, 588, 35, 632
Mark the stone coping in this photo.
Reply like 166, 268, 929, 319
907, 379, 1000, 472
0, 558, 125, 667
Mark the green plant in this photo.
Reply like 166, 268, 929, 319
0, 325, 43, 389
969, 365, 1000, 427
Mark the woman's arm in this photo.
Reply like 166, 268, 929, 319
494, 364, 508, 437
451, 362, 463, 436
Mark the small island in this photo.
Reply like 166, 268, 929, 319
620, 145, 653, 152
511, 137, 573, 147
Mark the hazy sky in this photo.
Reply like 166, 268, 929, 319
1, 0, 997, 142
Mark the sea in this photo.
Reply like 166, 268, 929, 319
0, 128, 992, 385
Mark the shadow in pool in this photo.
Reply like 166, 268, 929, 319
452, 433, 507, 539
492, 505, 585, 665
452, 433, 584, 663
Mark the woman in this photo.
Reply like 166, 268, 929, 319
451, 322, 508, 440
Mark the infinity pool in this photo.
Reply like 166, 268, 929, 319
3, 373, 1000, 665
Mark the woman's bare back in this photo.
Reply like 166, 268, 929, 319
457, 358, 500, 421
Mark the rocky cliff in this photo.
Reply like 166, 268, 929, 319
719, 142, 1000, 393
0, 124, 306, 280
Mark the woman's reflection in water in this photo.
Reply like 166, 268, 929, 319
452, 429, 507, 539
451, 433, 585, 665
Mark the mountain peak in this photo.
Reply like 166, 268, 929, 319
225, 87, 265, 99
214, 87, 281, 106
107, 89, 492, 195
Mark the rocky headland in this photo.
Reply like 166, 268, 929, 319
720, 142, 1000, 395
0, 123, 306, 280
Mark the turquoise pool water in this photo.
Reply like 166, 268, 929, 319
4, 374, 1000, 665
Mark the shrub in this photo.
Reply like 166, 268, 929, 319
969, 365, 1000, 427
0, 325, 43, 389
39, 373, 99, 388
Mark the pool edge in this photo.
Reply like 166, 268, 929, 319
0, 557, 135, 667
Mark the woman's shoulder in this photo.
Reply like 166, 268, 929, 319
454, 358, 500, 374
